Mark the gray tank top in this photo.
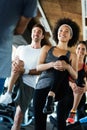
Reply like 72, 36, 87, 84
35, 46, 70, 89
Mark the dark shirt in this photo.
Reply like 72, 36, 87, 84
36, 46, 72, 100
76, 64, 86, 87
0, 0, 37, 77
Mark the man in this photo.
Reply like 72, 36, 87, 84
7, 23, 47, 130
0, 0, 37, 94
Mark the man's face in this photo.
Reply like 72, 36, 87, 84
31, 27, 44, 42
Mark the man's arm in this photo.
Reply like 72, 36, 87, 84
29, 69, 41, 75
14, 16, 31, 35
12, 57, 41, 75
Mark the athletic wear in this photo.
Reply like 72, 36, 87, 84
33, 46, 73, 130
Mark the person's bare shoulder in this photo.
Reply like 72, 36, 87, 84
70, 51, 77, 61
41, 44, 52, 53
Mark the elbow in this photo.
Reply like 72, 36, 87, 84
14, 28, 25, 35
74, 73, 78, 80
36, 66, 42, 74
36, 65, 39, 71
71, 72, 78, 81
15, 30, 24, 35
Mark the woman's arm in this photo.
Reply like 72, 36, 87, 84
84, 84, 87, 92
69, 81, 84, 94
36, 45, 55, 71
12, 57, 41, 75
67, 52, 78, 80
53, 52, 78, 80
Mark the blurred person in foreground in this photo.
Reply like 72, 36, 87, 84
0, 0, 37, 94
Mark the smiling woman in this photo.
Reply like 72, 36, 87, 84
66, 40, 87, 124
38, 0, 82, 39
33, 18, 80, 130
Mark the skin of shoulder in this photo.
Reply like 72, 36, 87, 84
36, 44, 54, 71
38, 44, 52, 64
70, 52, 78, 72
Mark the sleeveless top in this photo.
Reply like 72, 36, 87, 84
35, 46, 71, 90
77, 64, 86, 108
16, 45, 41, 88
76, 64, 86, 87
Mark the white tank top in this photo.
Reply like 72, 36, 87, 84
15, 45, 41, 88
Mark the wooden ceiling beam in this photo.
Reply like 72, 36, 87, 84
38, 0, 56, 45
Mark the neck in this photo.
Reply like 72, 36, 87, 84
57, 41, 68, 50
77, 56, 84, 64
31, 41, 41, 49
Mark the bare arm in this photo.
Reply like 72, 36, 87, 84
53, 52, 78, 80
14, 16, 31, 35
12, 57, 25, 74
12, 57, 41, 75
84, 84, 87, 92
36, 45, 55, 71
37, 46, 78, 81
66, 52, 78, 80
29, 69, 41, 75
84, 77, 87, 92
84, 65, 87, 92
69, 81, 84, 94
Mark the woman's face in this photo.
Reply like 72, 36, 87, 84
76, 43, 86, 58
58, 25, 72, 43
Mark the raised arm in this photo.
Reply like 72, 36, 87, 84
36, 45, 54, 71
67, 52, 78, 80
14, 16, 31, 35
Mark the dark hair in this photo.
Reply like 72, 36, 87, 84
77, 40, 87, 63
32, 23, 50, 47
32, 23, 45, 35
53, 18, 80, 47
76, 40, 87, 51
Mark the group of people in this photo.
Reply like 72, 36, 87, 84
0, 18, 87, 130
66, 40, 87, 124
0, 23, 50, 130
33, 18, 87, 130
0, 1, 87, 130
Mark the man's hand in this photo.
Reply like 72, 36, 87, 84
12, 56, 24, 74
